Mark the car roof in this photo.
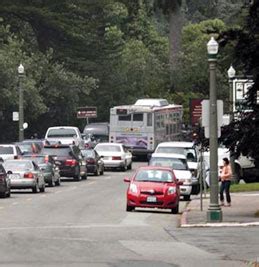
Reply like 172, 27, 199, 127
151, 153, 187, 159
96, 142, 121, 146
156, 142, 195, 148
47, 126, 79, 130
0, 144, 16, 147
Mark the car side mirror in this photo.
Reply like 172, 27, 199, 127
124, 177, 130, 183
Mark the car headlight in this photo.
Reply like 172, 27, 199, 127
129, 183, 138, 193
168, 186, 176, 195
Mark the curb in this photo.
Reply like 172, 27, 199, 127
181, 222, 259, 228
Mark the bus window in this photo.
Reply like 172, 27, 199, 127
119, 114, 131, 121
133, 113, 143, 121
147, 113, 152, 126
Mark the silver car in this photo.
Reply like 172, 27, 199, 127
3, 160, 45, 193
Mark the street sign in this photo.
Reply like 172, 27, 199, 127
201, 100, 223, 138
77, 107, 97, 119
13, 112, 19, 121
233, 78, 254, 112
190, 99, 203, 126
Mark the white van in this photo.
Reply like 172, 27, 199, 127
154, 141, 200, 194
45, 126, 84, 148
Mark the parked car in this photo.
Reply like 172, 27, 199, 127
23, 155, 61, 187
81, 149, 104, 176
41, 144, 87, 181
45, 126, 84, 148
149, 153, 192, 201
0, 164, 11, 198
95, 143, 132, 171
3, 159, 45, 193
154, 141, 200, 195
15, 142, 41, 155
124, 166, 182, 214
0, 144, 23, 161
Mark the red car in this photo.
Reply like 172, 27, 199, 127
124, 166, 182, 214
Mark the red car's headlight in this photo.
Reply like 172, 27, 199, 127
168, 186, 176, 195
129, 183, 137, 193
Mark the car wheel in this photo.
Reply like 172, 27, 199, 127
32, 182, 40, 193
48, 177, 54, 187
100, 166, 104, 175
55, 177, 61, 186
183, 195, 191, 201
94, 167, 100, 176
0, 192, 6, 198
121, 162, 127, 172
74, 172, 82, 181
128, 162, 132, 170
82, 173, 87, 180
171, 204, 179, 214
40, 183, 45, 193
126, 205, 135, 212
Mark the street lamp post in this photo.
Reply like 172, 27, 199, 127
227, 65, 237, 183
18, 63, 24, 142
206, 37, 222, 222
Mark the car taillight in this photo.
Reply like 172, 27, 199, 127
65, 159, 77, 166
24, 172, 34, 179
112, 156, 121, 160
87, 158, 96, 164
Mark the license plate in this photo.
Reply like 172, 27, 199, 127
147, 196, 157, 202
9, 174, 20, 179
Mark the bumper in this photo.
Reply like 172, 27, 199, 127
86, 164, 97, 174
10, 179, 36, 189
0, 184, 7, 193
43, 172, 53, 183
60, 166, 77, 177
103, 160, 125, 168
127, 193, 179, 209
180, 185, 192, 196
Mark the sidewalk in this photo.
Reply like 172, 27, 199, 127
180, 191, 259, 227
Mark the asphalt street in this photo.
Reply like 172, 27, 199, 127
0, 161, 258, 267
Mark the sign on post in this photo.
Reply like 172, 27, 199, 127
13, 112, 19, 121
77, 107, 97, 119
232, 78, 254, 112
201, 100, 223, 138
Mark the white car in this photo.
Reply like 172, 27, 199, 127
0, 144, 23, 161
154, 142, 200, 194
45, 126, 84, 148
149, 153, 192, 200
95, 143, 132, 171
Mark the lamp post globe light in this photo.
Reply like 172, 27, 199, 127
18, 63, 25, 142
227, 65, 238, 183
207, 37, 222, 222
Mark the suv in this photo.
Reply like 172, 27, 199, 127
41, 145, 87, 181
0, 164, 11, 198
45, 126, 84, 148
0, 144, 23, 161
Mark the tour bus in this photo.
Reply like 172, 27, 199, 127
109, 99, 183, 157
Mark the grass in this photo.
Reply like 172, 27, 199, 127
230, 182, 259, 193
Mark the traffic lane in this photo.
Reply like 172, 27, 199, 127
0, 163, 190, 266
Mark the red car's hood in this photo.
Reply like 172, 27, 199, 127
134, 181, 174, 194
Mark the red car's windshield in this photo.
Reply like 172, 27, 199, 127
135, 170, 174, 182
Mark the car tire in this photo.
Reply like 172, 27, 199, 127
128, 162, 132, 170
0, 192, 6, 198
94, 167, 100, 176
40, 183, 45, 193
126, 205, 135, 212
171, 204, 179, 214
55, 178, 61, 186
74, 172, 82, 182
183, 195, 191, 201
48, 178, 54, 187
100, 166, 104, 175
121, 162, 127, 172
32, 183, 39, 193
82, 173, 87, 180
6, 189, 11, 198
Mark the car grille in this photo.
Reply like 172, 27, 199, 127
140, 190, 163, 195
140, 201, 164, 205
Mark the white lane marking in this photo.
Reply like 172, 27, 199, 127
40, 194, 46, 197
0, 224, 150, 231
181, 222, 259, 228
12, 202, 19, 205
54, 186, 77, 194
0, 207, 4, 210
87, 181, 95, 185
26, 198, 32, 201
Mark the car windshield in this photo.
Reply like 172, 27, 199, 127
47, 129, 77, 138
3, 161, 32, 171
81, 150, 94, 158
156, 147, 197, 162
95, 145, 121, 152
149, 157, 188, 170
41, 147, 71, 156
135, 170, 174, 182
0, 146, 14, 154
24, 157, 45, 164
17, 144, 33, 154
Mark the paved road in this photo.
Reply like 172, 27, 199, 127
0, 162, 257, 266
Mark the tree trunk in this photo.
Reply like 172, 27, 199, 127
169, 3, 183, 78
